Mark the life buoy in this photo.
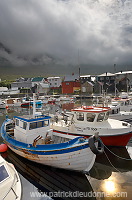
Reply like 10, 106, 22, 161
88, 135, 104, 155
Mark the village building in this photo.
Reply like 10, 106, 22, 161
62, 74, 80, 94
31, 77, 47, 87
115, 71, 132, 92
36, 82, 50, 95
96, 72, 115, 94
11, 77, 32, 90
47, 77, 62, 88
81, 81, 94, 95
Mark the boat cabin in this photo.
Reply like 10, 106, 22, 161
113, 98, 132, 112
71, 106, 111, 123
108, 101, 120, 114
13, 115, 52, 143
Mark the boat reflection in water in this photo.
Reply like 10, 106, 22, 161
89, 146, 132, 200
3, 149, 96, 200
1, 145, 132, 200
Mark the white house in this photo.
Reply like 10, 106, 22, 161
0, 87, 19, 95
31, 77, 46, 87
47, 77, 62, 88
37, 82, 50, 94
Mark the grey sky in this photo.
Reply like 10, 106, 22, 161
0, 0, 132, 75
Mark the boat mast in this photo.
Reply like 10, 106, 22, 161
114, 64, 117, 97
78, 50, 82, 106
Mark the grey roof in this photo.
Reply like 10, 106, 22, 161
116, 71, 132, 75
64, 74, 79, 82
98, 72, 115, 77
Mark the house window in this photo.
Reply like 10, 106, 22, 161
66, 83, 69, 85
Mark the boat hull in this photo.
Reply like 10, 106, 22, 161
53, 130, 132, 147
1, 119, 96, 173
6, 143, 96, 173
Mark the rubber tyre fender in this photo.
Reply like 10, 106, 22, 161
88, 135, 104, 155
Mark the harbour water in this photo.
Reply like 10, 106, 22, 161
0, 101, 132, 200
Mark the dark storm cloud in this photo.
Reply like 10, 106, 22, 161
0, 0, 132, 72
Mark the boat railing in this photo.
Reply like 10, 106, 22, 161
52, 113, 74, 127
2, 163, 20, 200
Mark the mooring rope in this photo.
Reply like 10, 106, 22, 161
103, 143, 132, 161
103, 150, 122, 173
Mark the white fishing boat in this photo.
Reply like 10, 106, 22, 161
1, 103, 103, 172
108, 101, 132, 122
60, 96, 75, 102
111, 95, 132, 112
0, 99, 6, 109
5, 98, 22, 107
21, 96, 42, 107
51, 106, 132, 147
0, 155, 21, 200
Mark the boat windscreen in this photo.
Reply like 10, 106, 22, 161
97, 113, 105, 122
0, 165, 10, 183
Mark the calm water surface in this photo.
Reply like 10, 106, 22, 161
0, 101, 132, 200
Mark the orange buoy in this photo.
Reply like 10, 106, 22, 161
0, 144, 8, 153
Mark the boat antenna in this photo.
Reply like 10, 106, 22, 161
33, 93, 36, 117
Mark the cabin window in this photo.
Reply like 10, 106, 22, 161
120, 102, 124, 106
37, 121, 43, 128
16, 119, 19, 126
125, 100, 129, 105
76, 112, 84, 121
30, 122, 37, 129
23, 122, 27, 130
44, 120, 49, 126
86, 113, 95, 122
104, 112, 109, 120
0, 165, 9, 183
97, 113, 105, 122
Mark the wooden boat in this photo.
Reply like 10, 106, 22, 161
6, 149, 95, 199
0, 155, 21, 200
51, 106, 132, 147
1, 113, 103, 173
